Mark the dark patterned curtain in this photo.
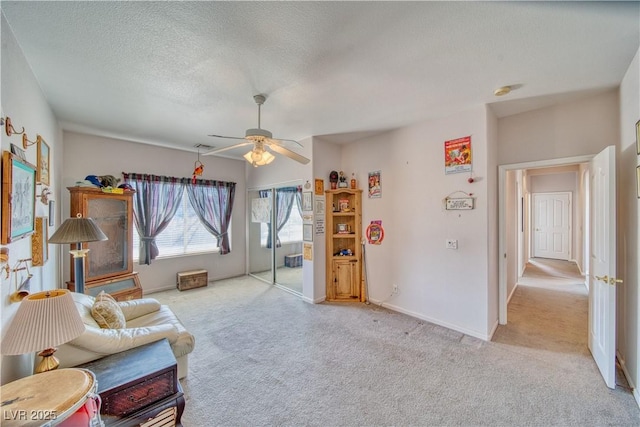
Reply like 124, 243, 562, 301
122, 173, 184, 265
183, 177, 236, 254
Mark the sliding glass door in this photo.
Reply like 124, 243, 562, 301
248, 184, 303, 294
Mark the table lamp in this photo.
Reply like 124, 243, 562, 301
1, 289, 85, 373
48, 213, 108, 294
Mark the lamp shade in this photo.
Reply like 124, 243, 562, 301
49, 213, 108, 244
1, 289, 85, 355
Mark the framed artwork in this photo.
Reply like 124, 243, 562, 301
636, 119, 640, 155
444, 136, 472, 174
368, 171, 381, 199
302, 191, 313, 212
37, 137, 50, 185
303, 243, 312, 261
10, 143, 26, 161
314, 178, 324, 195
2, 151, 36, 244
303, 223, 313, 242
31, 217, 49, 266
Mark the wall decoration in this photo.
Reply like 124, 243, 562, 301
315, 198, 325, 216
444, 136, 472, 174
303, 223, 313, 242
366, 220, 385, 245
368, 171, 381, 198
48, 200, 55, 226
303, 243, 312, 261
37, 136, 50, 185
10, 143, 26, 161
445, 197, 475, 210
31, 217, 49, 266
636, 119, 640, 155
2, 152, 36, 244
314, 178, 324, 195
302, 191, 313, 212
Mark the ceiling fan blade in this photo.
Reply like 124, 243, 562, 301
202, 141, 253, 156
207, 134, 249, 141
268, 143, 310, 165
271, 137, 303, 148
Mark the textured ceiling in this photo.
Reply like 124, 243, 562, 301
2, 1, 639, 158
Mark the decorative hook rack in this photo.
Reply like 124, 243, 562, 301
4, 117, 25, 137
10, 258, 32, 303
22, 133, 45, 149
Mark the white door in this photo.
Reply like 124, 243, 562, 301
588, 145, 617, 389
532, 192, 571, 260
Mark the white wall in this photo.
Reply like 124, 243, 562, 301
617, 47, 639, 405
63, 131, 247, 293
1, 14, 63, 383
498, 90, 620, 165
341, 106, 493, 339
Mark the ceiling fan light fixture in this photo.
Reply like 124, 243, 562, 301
244, 148, 275, 167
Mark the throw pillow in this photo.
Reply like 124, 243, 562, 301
91, 291, 126, 329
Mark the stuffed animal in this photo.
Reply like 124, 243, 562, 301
99, 175, 121, 188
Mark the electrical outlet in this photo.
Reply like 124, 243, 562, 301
446, 239, 458, 250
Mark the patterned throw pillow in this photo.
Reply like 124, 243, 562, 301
91, 291, 126, 329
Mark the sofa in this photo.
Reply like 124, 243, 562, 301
56, 292, 195, 379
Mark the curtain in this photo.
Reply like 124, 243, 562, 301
295, 186, 302, 217
122, 173, 184, 265
273, 187, 298, 248
183, 177, 236, 254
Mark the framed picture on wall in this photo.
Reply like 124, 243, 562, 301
302, 191, 313, 212
37, 137, 50, 185
636, 119, 640, 155
1, 151, 36, 244
637, 165, 640, 198
303, 223, 313, 242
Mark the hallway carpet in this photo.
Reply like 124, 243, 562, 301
150, 269, 638, 426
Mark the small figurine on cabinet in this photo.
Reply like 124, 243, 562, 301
338, 171, 348, 188
350, 173, 357, 189
329, 170, 339, 190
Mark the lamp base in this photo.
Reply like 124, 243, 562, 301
35, 348, 60, 373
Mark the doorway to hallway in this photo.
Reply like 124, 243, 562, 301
494, 257, 588, 354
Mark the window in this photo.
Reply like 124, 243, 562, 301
133, 192, 221, 261
260, 208, 303, 247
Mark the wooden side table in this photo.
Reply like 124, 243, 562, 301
78, 339, 185, 426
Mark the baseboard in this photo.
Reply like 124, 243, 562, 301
507, 282, 518, 304
488, 318, 500, 340
370, 300, 491, 341
144, 284, 178, 294
616, 351, 640, 409
303, 295, 326, 304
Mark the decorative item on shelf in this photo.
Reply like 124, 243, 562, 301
339, 198, 350, 212
3, 116, 25, 137
38, 187, 52, 205
337, 223, 351, 234
10, 258, 32, 303
338, 171, 348, 188
1, 289, 85, 373
329, 170, 339, 189
350, 173, 357, 189
48, 213, 108, 294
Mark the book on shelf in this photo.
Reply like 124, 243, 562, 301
339, 198, 350, 212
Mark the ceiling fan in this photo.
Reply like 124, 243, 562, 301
204, 94, 310, 167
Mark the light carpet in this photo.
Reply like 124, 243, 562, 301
150, 264, 638, 426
